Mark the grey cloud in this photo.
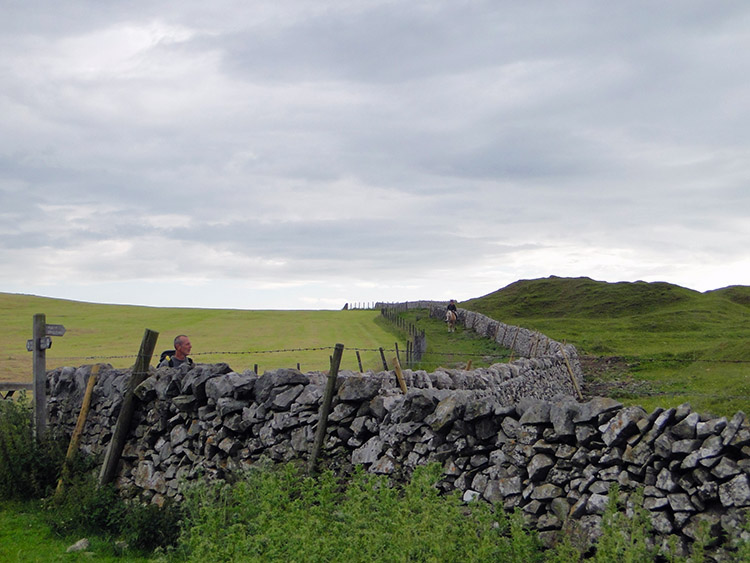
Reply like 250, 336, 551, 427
1, 1, 749, 308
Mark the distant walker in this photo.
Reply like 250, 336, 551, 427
445, 300, 458, 333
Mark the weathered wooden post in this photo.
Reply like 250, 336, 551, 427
56, 363, 101, 499
379, 347, 388, 370
28, 314, 66, 440
560, 343, 584, 401
32, 313, 47, 439
98, 328, 158, 487
356, 350, 363, 372
392, 357, 408, 394
308, 343, 344, 475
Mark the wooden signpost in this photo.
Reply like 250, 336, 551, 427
28, 313, 66, 440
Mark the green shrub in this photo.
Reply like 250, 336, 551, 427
176, 462, 543, 562
594, 485, 657, 562
0, 393, 66, 500
733, 511, 750, 562
46, 471, 125, 537
122, 498, 183, 552
47, 462, 182, 552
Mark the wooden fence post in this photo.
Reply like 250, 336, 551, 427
308, 343, 345, 475
356, 350, 363, 372
560, 343, 584, 401
393, 357, 408, 394
56, 363, 101, 499
379, 347, 388, 370
98, 328, 159, 487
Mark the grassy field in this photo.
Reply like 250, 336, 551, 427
4, 276, 750, 417
0, 293, 412, 382
0, 500, 154, 562
461, 276, 750, 417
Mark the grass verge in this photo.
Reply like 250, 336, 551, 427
375, 309, 511, 372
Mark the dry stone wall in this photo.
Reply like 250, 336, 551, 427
379, 301, 578, 360
42, 307, 749, 555
431, 302, 573, 359
46, 356, 750, 555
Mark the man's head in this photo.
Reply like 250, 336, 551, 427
173, 335, 192, 360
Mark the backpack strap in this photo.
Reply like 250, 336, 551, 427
159, 350, 193, 367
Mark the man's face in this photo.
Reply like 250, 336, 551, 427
176, 337, 192, 356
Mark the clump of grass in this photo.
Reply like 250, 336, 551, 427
176, 462, 543, 562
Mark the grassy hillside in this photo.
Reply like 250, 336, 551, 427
0, 293, 409, 382
5, 277, 749, 417
462, 276, 750, 416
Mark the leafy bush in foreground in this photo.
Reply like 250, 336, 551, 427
47, 463, 182, 553
176, 462, 543, 562
593, 486, 655, 562
0, 393, 66, 500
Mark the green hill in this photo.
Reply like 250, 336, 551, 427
462, 276, 750, 416
709, 285, 750, 309
463, 275, 704, 318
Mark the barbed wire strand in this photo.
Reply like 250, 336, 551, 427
31, 347, 750, 402
42, 347, 750, 364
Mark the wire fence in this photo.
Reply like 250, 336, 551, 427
6, 346, 749, 403
43, 345, 420, 375
51, 346, 342, 362
44, 348, 750, 366
47, 346, 518, 363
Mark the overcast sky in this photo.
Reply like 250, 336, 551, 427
1, 1, 748, 310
